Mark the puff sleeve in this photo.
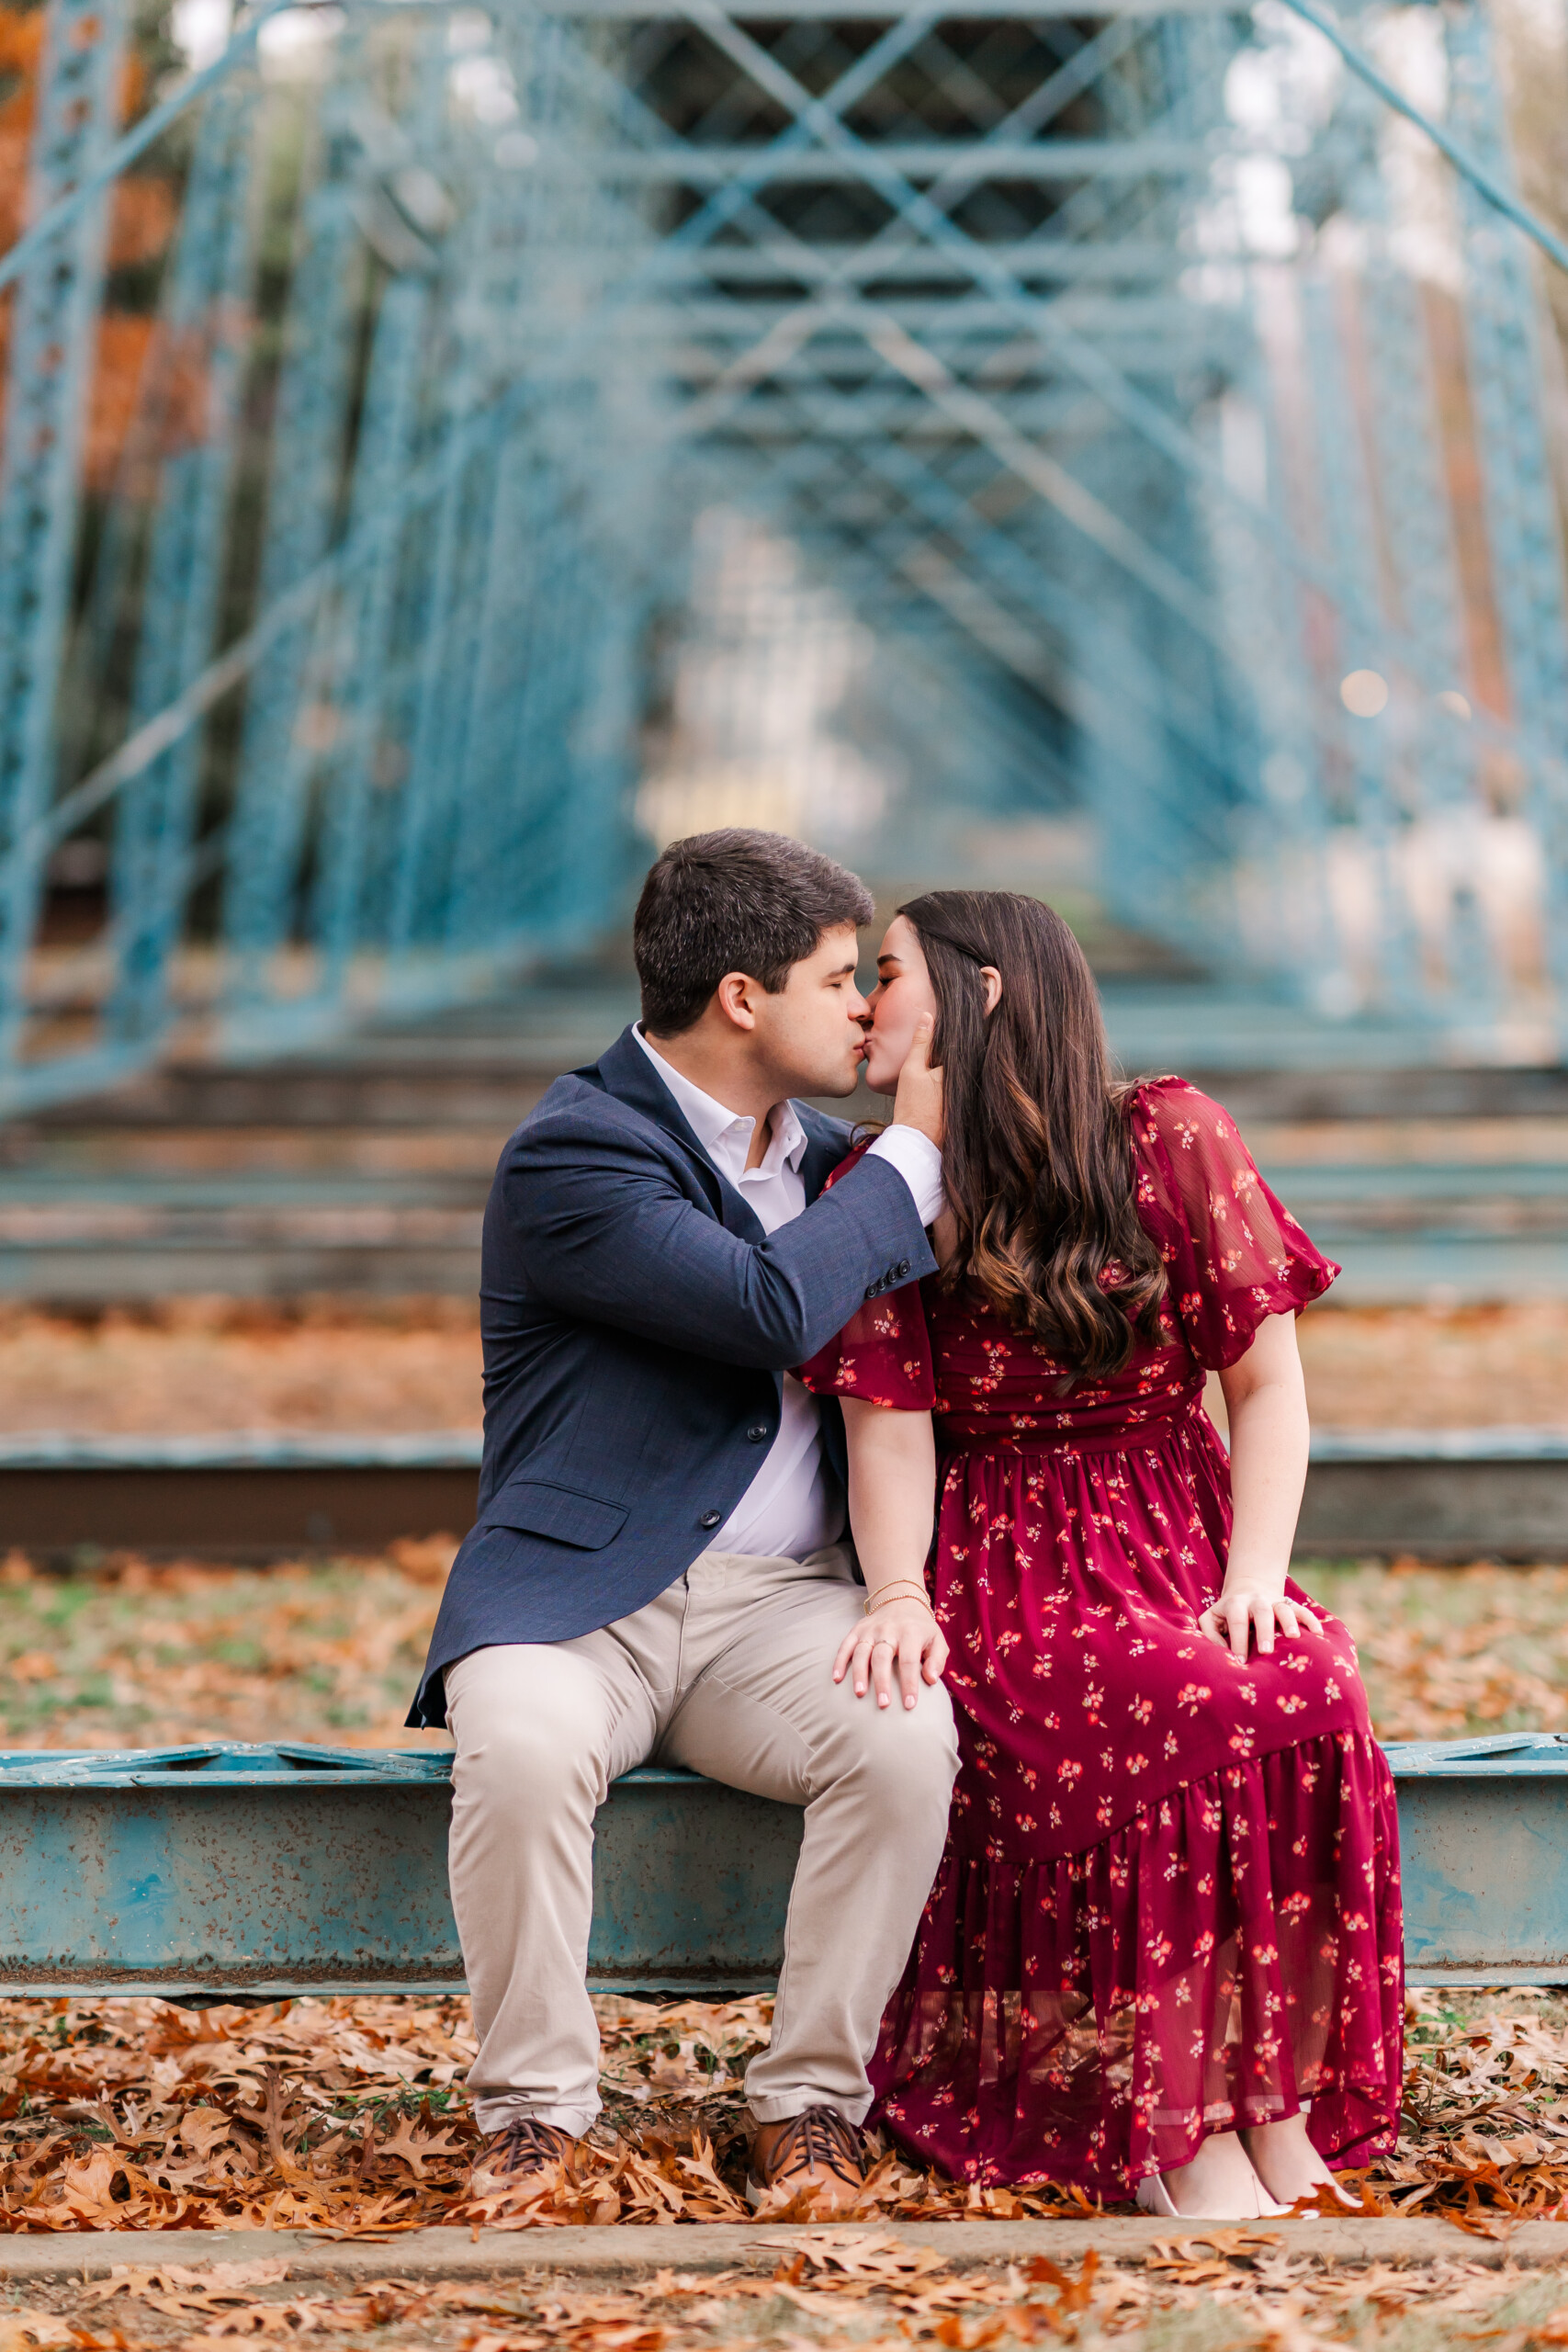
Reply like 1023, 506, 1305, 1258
794, 1146, 938, 1409
1131, 1079, 1338, 1371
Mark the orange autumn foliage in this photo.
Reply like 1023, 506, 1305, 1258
0, 5, 42, 73
107, 169, 178, 268
0, 6, 154, 237
0, 5, 186, 490
1, 1984, 1567, 2239
0, 300, 209, 493
0, 5, 43, 251
83, 309, 153, 486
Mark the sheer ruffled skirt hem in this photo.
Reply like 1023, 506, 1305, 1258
871, 1730, 1404, 2198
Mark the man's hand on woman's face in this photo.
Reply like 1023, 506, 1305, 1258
833, 1597, 949, 1710
891, 1013, 943, 1148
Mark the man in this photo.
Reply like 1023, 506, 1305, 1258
408, 828, 958, 2212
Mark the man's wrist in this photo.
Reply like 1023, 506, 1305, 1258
864, 1126, 944, 1226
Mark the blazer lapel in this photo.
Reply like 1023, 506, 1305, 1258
798, 1102, 857, 1202
592, 1026, 766, 1242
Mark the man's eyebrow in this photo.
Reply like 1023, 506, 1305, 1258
828, 958, 857, 978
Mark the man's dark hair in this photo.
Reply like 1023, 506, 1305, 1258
634, 829, 874, 1035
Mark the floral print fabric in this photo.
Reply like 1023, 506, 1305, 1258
796, 1079, 1404, 2191
874, 1733, 1403, 2194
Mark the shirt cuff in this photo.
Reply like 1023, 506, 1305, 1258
863, 1126, 944, 1227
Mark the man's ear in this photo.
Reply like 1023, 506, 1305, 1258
714, 971, 761, 1032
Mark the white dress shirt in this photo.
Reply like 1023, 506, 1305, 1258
634, 1025, 943, 1561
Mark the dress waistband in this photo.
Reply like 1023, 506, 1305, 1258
936, 1398, 1207, 1461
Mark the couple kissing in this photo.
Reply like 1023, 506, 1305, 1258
408, 828, 1404, 2222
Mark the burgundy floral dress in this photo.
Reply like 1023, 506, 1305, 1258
798, 1079, 1404, 2199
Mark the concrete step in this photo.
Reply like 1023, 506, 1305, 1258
0, 1169, 1558, 1297
3, 2220, 1561, 2277
0, 982, 1561, 1300
0, 2217, 1561, 2284
0, 1428, 1561, 1560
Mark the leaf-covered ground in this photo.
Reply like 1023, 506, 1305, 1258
5, 1550, 1568, 2240
1292, 1301, 1568, 1435
2, 1984, 1568, 2237
0, 1549, 454, 1751
0, 1276, 1564, 2298
0, 1306, 484, 1437
15, 2225, 1568, 2352
6, 1550, 1568, 1753
1308, 1562, 1568, 1742
6, 1572, 1568, 2324
0, 1299, 1558, 1436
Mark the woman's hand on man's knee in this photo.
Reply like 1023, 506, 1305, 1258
833, 1598, 949, 1710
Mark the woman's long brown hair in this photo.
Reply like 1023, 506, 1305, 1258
899, 889, 1165, 1377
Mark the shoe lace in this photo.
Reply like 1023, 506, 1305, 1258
489, 2118, 569, 2176
764, 2105, 865, 2186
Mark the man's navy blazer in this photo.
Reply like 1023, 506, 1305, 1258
407, 1025, 939, 1726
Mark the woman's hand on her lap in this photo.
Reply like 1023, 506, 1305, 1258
1200, 1585, 1322, 1660
834, 1598, 949, 1710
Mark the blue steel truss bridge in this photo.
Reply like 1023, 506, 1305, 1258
0, 0, 1566, 1117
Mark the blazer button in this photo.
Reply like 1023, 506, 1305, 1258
700, 1510, 722, 1529
896, 1259, 911, 1277
863, 1283, 879, 1300
746, 1423, 769, 1442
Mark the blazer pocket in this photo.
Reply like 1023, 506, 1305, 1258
480, 1477, 628, 1551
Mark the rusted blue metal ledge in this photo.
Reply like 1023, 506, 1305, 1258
1383, 1734, 1568, 1985
2, 1736, 1566, 1998
0, 1747, 803, 1999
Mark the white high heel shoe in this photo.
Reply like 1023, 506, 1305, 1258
1238, 2109, 1361, 2211
1135, 2165, 1291, 2221
1134, 2172, 1182, 2218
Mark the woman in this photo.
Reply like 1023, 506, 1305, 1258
798, 891, 1403, 2220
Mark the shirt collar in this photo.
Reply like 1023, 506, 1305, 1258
634, 1025, 808, 1176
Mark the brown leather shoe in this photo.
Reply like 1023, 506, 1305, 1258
747, 2105, 868, 2215
468, 2116, 580, 2196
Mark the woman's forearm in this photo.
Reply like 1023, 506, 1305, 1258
842, 1395, 937, 1595
1223, 1383, 1309, 1592
1217, 1313, 1310, 1595
835, 1396, 946, 1705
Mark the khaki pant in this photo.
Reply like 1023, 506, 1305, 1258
444, 1545, 958, 2139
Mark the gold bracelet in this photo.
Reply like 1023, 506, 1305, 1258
863, 1582, 935, 1615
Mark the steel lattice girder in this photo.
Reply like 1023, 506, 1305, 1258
0, 0, 1564, 1108
615, 0, 1568, 1001
0, 0, 129, 1069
